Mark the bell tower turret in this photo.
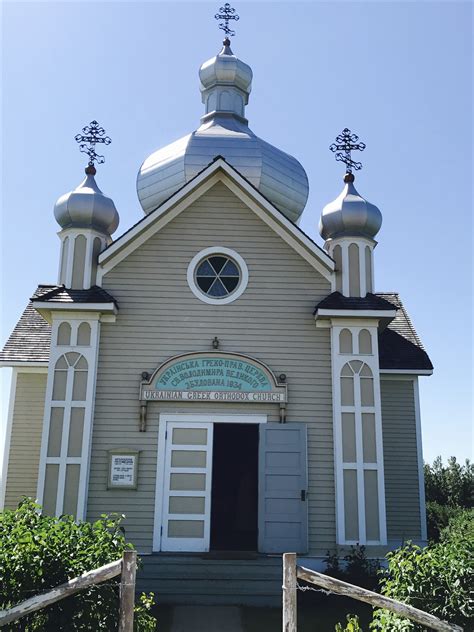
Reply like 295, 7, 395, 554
53, 121, 119, 289
319, 129, 382, 297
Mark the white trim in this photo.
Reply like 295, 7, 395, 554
380, 369, 433, 376
316, 309, 397, 319
413, 377, 428, 541
153, 412, 267, 552
160, 413, 267, 424
98, 160, 334, 281
331, 324, 387, 545
32, 301, 116, 312
186, 247, 249, 305
0, 369, 18, 509
0, 362, 48, 369
341, 242, 349, 297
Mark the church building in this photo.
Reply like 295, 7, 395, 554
0, 18, 433, 602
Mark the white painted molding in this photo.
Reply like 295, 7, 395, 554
413, 377, 428, 542
0, 368, 18, 510
186, 247, 249, 305
380, 370, 433, 376
316, 309, 397, 319
0, 362, 48, 369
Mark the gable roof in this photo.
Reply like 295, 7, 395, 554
0, 286, 53, 365
97, 157, 334, 282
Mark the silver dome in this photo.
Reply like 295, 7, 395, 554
319, 174, 382, 241
54, 167, 119, 235
136, 40, 309, 224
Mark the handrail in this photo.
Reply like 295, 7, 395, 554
0, 551, 137, 631
282, 553, 463, 632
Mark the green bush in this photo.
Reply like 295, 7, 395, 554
335, 614, 364, 631
370, 509, 473, 630
424, 457, 473, 541
324, 545, 379, 590
0, 498, 157, 631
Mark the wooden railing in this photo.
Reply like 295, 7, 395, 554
282, 553, 463, 632
0, 550, 137, 631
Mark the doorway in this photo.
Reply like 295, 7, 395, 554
210, 423, 259, 551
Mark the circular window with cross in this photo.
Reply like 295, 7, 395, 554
187, 247, 249, 305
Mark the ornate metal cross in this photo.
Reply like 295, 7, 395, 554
329, 128, 366, 173
75, 120, 112, 167
215, 3, 239, 37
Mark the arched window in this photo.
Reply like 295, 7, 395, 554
57, 322, 71, 346
348, 243, 360, 296
52, 353, 88, 402
340, 361, 374, 407
358, 329, 372, 355
72, 235, 87, 289
60, 237, 69, 285
77, 322, 91, 346
333, 245, 342, 293
339, 329, 353, 354
365, 246, 372, 293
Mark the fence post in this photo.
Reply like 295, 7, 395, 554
118, 550, 137, 632
283, 553, 297, 632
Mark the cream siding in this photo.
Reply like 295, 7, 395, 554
90, 181, 334, 553
381, 379, 422, 541
4, 372, 46, 508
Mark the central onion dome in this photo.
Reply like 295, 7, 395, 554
136, 39, 309, 223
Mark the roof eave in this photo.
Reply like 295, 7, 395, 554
31, 301, 118, 324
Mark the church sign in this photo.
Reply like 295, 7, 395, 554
140, 352, 287, 403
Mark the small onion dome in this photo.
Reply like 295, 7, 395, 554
54, 165, 119, 235
199, 38, 253, 100
319, 173, 382, 241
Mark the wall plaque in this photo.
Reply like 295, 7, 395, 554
108, 450, 139, 489
140, 352, 287, 404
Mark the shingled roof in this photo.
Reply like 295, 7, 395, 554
31, 285, 117, 305
377, 293, 433, 371
2, 287, 431, 372
314, 292, 397, 312
0, 286, 53, 364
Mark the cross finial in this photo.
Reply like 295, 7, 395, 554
330, 128, 366, 179
215, 3, 239, 38
75, 120, 112, 172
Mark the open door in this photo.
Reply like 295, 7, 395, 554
161, 422, 213, 552
258, 423, 308, 553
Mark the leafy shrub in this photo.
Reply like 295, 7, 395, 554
324, 545, 379, 590
335, 615, 365, 631
424, 457, 473, 541
370, 509, 473, 630
0, 498, 157, 631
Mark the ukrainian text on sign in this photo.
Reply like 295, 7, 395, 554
141, 353, 287, 404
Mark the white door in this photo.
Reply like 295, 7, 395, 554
161, 422, 213, 552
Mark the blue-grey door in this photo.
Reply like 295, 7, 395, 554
258, 423, 308, 554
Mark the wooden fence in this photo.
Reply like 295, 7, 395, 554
282, 553, 463, 632
0, 550, 137, 631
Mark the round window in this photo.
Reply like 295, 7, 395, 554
187, 247, 249, 305
195, 255, 241, 298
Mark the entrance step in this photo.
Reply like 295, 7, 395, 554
169, 605, 243, 632
137, 555, 283, 606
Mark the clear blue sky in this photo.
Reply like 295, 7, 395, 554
1, 1, 472, 465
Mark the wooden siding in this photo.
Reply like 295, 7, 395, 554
4, 372, 46, 508
91, 181, 334, 554
381, 379, 422, 541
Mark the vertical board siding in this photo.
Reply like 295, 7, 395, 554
381, 379, 422, 541
4, 373, 46, 508
90, 181, 334, 553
